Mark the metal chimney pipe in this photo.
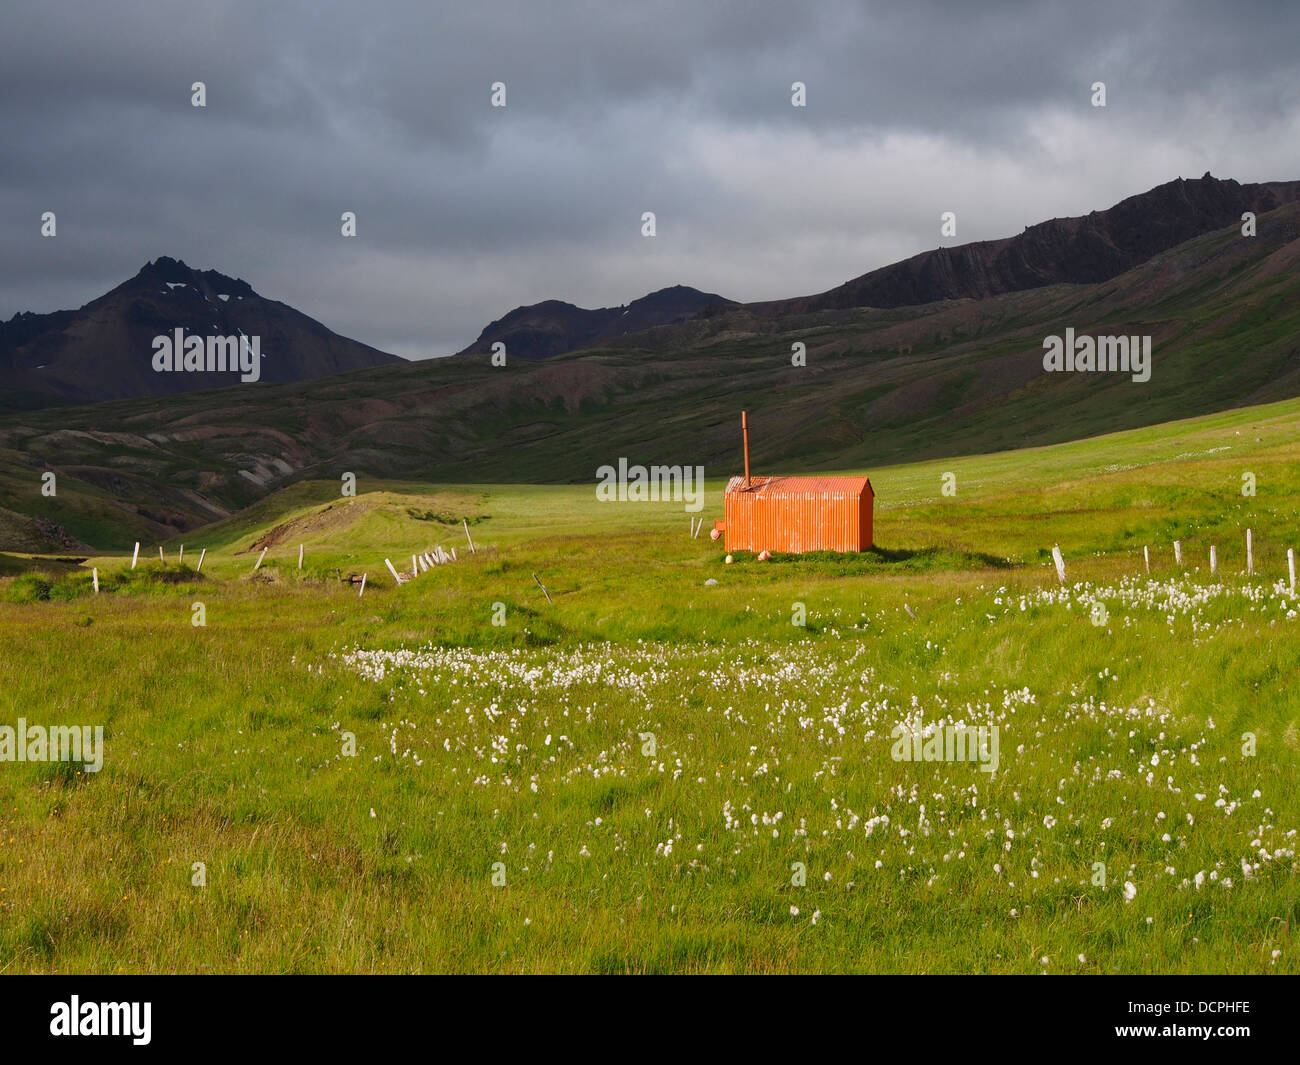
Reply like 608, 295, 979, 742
742, 410, 751, 488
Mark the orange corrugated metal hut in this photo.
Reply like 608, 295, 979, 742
714, 412, 874, 554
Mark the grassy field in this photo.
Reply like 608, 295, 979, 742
2, 397, 1299, 973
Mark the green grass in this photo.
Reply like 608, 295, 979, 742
1, 396, 1299, 972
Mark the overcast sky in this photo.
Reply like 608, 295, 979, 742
2, 1, 1297, 358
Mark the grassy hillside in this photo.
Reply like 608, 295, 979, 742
1, 397, 1298, 972
38, 389, 1300, 583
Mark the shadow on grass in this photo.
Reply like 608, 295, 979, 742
722, 544, 1015, 574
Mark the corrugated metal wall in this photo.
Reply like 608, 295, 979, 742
723, 475, 873, 553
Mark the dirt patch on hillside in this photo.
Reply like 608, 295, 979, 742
245, 498, 374, 552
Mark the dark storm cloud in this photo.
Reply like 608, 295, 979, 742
1, 0, 1297, 357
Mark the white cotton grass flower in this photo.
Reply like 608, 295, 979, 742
790, 906, 800, 917
1123, 881, 1137, 903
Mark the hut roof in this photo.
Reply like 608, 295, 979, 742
724, 474, 873, 498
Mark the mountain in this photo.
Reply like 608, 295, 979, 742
0, 257, 402, 407
457, 285, 736, 360
755, 173, 1300, 315
3, 181, 1299, 550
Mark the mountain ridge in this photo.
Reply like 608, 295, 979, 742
456, 284, 736, 360
4, 174, 1293, 408
753, 173, 1300, 316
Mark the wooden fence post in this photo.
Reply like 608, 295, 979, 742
533, 572, 553, 604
